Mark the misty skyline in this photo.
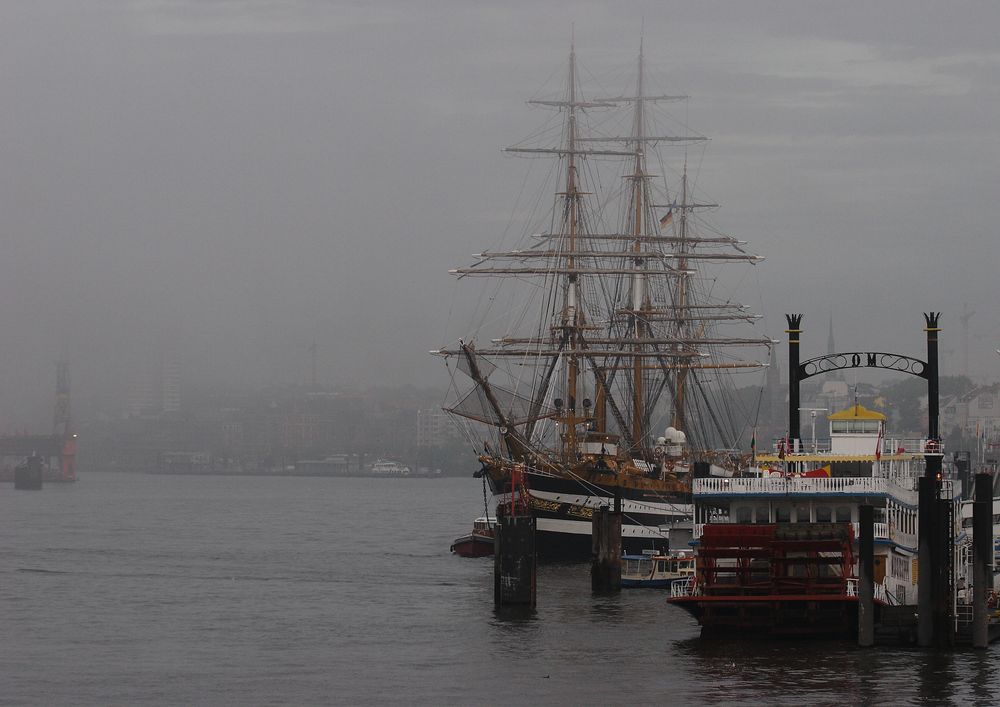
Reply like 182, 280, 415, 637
2, 1, 999, 431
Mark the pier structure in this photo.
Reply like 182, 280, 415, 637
971, 472, 993, 648
784, 313, 957, 646
494, 463, 536, 608
669, 312, 999, 645
591, 504, 622, 592
858, 504, 875, 646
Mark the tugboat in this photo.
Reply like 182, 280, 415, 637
668, 402, 963, 635
450, 517, 496, 558
13, 455, 44, 490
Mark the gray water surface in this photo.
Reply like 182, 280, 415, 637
2, 473, 997, 705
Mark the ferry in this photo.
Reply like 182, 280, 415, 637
369, 459, 410, 477
667, 403, 966, 635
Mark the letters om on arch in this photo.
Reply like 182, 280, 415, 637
797, 352, 929, 381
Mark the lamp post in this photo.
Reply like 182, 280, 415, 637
800, 408, 827, 454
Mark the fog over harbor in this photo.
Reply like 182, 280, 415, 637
2, 1, 999, 431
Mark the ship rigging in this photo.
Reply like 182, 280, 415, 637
434, 41, 772, 557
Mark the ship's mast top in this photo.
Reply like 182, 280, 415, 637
628, 39, 649, 449
561, 39, 583, 460
438, 44, 773, 458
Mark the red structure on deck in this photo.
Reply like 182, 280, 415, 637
669, 523, 867, 634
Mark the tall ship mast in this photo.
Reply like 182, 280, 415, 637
435, 44, 771, 559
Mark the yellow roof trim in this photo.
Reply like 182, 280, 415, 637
827, 403, 886, 421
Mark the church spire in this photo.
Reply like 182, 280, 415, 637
826, 312, 844, 382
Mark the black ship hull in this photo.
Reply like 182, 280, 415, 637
488, 468, 691, 561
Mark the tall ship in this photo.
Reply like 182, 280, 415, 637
434, 43, 771, 559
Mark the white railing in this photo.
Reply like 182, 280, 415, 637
671, 577, 697, 597
879, 438, 942, 456
919, 439, 945, 455
845, 577, 890, 604
849, 522, 918, 550
851, 522, 890, 540
768, 437, 938, 455
695, 476, 887, 495
693, 477, 918, 505
775, 438, 832, 453
674, 576, 892, 603
889, 528, 918, 552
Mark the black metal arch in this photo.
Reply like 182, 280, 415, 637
799, 351, 928, 381
785, 312, 941, 459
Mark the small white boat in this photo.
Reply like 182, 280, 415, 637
621, 551, 695, 588
369, 459, 410, 477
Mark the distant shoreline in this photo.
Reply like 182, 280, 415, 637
109, 468, 452, 478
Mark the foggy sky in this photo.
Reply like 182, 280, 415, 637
1, 1, 999, 430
